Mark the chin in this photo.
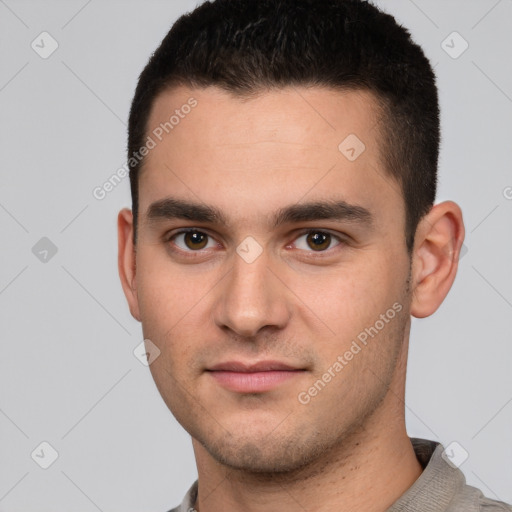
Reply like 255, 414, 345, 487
197, 427, 331, 475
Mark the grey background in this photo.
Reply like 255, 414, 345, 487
0, 0, 511, 510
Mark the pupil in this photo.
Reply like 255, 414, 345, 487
185, 231, 207, 249
308, 232, 330, 250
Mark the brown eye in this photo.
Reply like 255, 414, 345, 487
306, 232, 331, 251
184, 231, 208, 249
171, 230, 215, 251
294, 231, 341, 252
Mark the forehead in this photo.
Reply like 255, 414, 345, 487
139, 85, 402, 230
146, 84, 381, 157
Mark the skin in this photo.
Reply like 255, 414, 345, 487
118, 85, 465, 512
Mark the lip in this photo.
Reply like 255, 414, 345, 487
206, 360, 306, 393
207, 360, 301, 372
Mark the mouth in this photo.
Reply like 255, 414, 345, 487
205, 360, 307, 393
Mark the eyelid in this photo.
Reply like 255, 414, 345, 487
290, 229, 345, 253
165, 227, 346, 254
166, 228, 220, 252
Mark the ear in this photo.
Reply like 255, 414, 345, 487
117, 208, 141, 322
410, 200, 465, 318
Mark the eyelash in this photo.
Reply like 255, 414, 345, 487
165, 228, 346, 258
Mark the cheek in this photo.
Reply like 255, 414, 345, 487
288, 255, 407, 373
290, 263, 388, 333
136, 248, 207, 324
135, 249, 219, 368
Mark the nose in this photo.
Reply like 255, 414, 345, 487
212, 246, 291, 338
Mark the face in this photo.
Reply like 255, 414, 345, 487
122, 85, 414, 473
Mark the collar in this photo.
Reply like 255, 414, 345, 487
175, 438, 464, 512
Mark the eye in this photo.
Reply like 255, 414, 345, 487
292, 230, 342, 252
168, 229, 218, 251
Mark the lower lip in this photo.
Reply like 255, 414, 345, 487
207, 370, 305, 393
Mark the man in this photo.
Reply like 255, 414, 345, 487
117, 0, 512, 510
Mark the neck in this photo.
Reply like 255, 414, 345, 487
191, 391, 422, 511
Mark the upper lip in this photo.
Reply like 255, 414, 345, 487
207, 360, 303, 372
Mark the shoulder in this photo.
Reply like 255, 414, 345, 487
164, 480, 198, 512
448, 481, 512, 512
392, 439, 512, 512
165, 506, 195, 512
477, 494, 512, 512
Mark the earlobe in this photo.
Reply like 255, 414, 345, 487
117, 208, 141, 322
410, 201, 465, 318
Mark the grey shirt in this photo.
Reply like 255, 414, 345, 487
167, 438, 512, 512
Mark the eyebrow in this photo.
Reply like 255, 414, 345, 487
144, 197, 374, 230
